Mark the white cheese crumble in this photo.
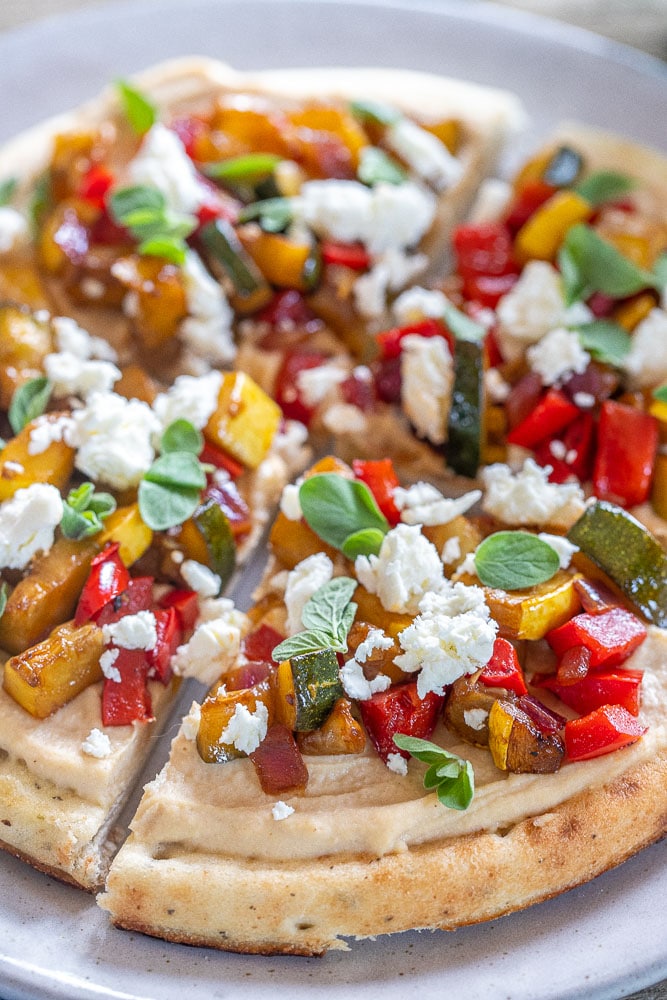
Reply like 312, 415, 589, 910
467, 178, 513, 224
296, 179, 436, 255
526, 328, 590, 386
495, 261, 566, 363
441, 536, 462, 565
68, 391, 160, 490
272, 800, 295, 821
400, 333, 453, 446
269, 420, 312, 480
385, 117, 463, 191
195, 597, 248, 628
218, 701, 268, 755
481, 458, 586, 529
27, 413, 76, 456
52, 315, 118, 362
573, 391, 595, 409
279, 482, 303, 521
321, 402, 368, 436
395, 586, 497, 699
44, 351, 121, 399
99, 647, 121, 683
392, 285, 449, 324
172, 611, 245, 686
0, 205, 28, 252
0, 484, 63, 570
152, 370, 222, 432
181, 701, 202, 741
102, 611, 157, 652
284, 553, 334, 635
355, 524, 444, 615
484, 367, 511, 404
353, 248, 427, 318
386, 752, 409, 776
81, 728, 112, 759
340, 628, 393, 700
623, 308, 667, 389
295, 360, 348, 408
537, 532, 579, 570
180, 559, 221, 598
126, 123, 207, 215
393, 482, 481, 527
463, 708, 489, 731
179, 250, 236, 366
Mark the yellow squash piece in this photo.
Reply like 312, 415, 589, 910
0, 414, 75, 502
239, 228, 320, 292
477, 570, 581, 641
297, 698, 366, 755
2, 620, 105, 719
0, 305, 53, 409
204, 371, 282, 470
197, 680, 273, 762
98, 503, 153, 566
514, 190, 592, 263
488, 698, 564, 774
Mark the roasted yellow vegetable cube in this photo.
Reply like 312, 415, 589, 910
0, 305, 53, 409
2, 620, 105, 718
477, 570, 582, 641
488, 698, 564, 774
98, 503, 153, 567
0, 414, 75, 502
514, 190, 592, 263
297, 698, 366, 755
197, 680, 273, 762
204, 372, 282, 470
352, 585, 413, 640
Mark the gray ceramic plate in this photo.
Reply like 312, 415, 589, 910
0, 2, 666, 998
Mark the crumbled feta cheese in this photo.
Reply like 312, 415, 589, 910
218, 701, 268, 755
419, 582, 490, 620
295, 361, 348, 408
457, 551, 478, 577
296, 179, 436, 255
44, 351, 121, 399
395, 588, 497, 698
0, 206, 28, 252
284, 553, 334, 635
573, 391, 595, 409
181, 701, 202, 741
392, 285, 449, 325
526, 328, 590, 386
180, 559, 222, 598
272, 800, 295, 821
441, 536, 462, 564
102, 611, 157, 651
484, 367, 511, 404
195, 597, 248, 630
279, 482, 303, 521
340, 628, 393, 700
81, 728, 112, 759
322, 402, 368, 435
270, 420, 312, 480
80, 277, 106, 300
393, 482, 481, 527
538, 532, 579, 570
400, 333, 453, 446
463, 708, 488, 731
52, 315, 118, 362
172, 613, 244, 686
152, 370, 223, 432
100, 647, 121, 683
27, 413, 76, 456
353, 248, 427, 318
180, 250, 236, 366
68, 391, 160, 490
0, 484, 63, 570
549, 439, 567, 460
496, 261, 565, 362
355, 524, 444, 615
562, 301, 594, 327
467, 178, 513, 224
623, 308, 667, 388
127, 123, 207, 214
481, 458, 586, 528
385, 117, 463, 191
386, 752, 408, 776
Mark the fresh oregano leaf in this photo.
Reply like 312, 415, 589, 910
357, 147, 407, 186
0, 582, 7, 621
110, 185, 165, 221
116, 79, 157, 135
349, 99, 401, 127
274, 577, 358, 661
653, 384, 667, 403
161, 419, 203, 455
205, 153, 282, 184
272, 629, 340, 661
8, 377, 52, 435
138, 478, 202, 531
143, 451, 206, 491
137, 235, 188, 265
299, 473, 389, 552
574, 170, 635, 207
653, 252, 667, 289
562, 224, 659, 299
238, 197, 293, 233
392, 735, 475, 811
442, 301, 486, 343
0, 177, 17, 207
61, 482, 116, 540
474, 531, 561, 590
341, 527, 387, 560
574, 320, 632, 367
557, 242, 587, 306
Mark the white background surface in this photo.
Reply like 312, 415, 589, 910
0, 2, 666, 998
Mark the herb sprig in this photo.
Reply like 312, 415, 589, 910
61, 483, 116, 540
109, 185, 196, 265
392, 735, 475, 810
473, 531, 561, 591
138, 419, 207, 530
298, 473, 389, 559
8, 377, 52, 435
272, 577, 357, 661
116, 79, 157, 136
559, 223, 662, 305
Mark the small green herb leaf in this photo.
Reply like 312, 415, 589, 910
574, 320, 632, 366
0, 177, 18, 207
357, 146, 407, 186
238, 197, 293, 233
161, 419, 203, 455
442, 301, 486, 343
29, 173, 52, 232
349, 99, 401, 127
653, 252, 667, 289
205, 153, 282, 184
8, 377, 52, 435
272, 629, 339, 661
138, 479, 201, 531
653, 384, 667, 403
109, 185, 196, 262
116, 79, 157, 135
574, 170, 635, 207
561, 223, 659, 299
110, 185, 165, 219
558, 243, 587, 306
136, 235, 187, 264
299, 473, 389, 552
342, 527, 387, 560
392, 735, 475, 811
474, 531, 561, 590
61, 483, 116, 540
0, 582, 8, 621
143, 451, 206, 491
273, 577, 358, 661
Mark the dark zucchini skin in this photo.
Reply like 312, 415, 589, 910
567, 500, 667, 628
200, 219, 266, 298
446, 338, 484, 478
289, 649, 344, 731
193, 500, 236, 593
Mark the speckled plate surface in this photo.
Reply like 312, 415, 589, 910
0, 1, 666, 998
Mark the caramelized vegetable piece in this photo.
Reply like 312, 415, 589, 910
488, 697, 565, 773
479, 570, 582, 641
250, 723, 309, 794
111, 255, 188, 351
297, 697, 366, 755
2, 620, 105, 718
352, 586, 413, 641
200, 220, 273, 315
273, 649, 343, 732
204, 371, 282, 469
423, 514, 482, 575
0, 414, 75, 501
514, 190, 592, 263
197, 680, 272, 763
444, 672, 506, 748
97, 503, 154, 567
239, 227, 321, 292
446, 338, 485, 478
0, 305, 53, 409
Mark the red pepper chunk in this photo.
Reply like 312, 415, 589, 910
504, 179, 557, 234
453, 222, 516, 278
78, 164, 115, 209
376, 319, 453, 361
74, 543, 130, 626
564, 705, 647, 761
506, 388, 580, 449
352, 458, 401, 526
159, 588, 199, 633
546, 607, 647, 669
101, 648, 154, 727
593, 400, 659, 508
200, 440, 245, 479
274, 351, 329, 425
533, 669, 643, 717
321, 241, 371, 270
479, 637, 527, 696
146, 607, 182, 684
242, 623, 285, 663
462, 272, 519, 309
250, 723, 309, 794
359, 682, 444, 763
534, 410, 596, 484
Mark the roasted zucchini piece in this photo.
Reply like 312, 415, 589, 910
446, 338, 485, 478
273, 648, 343, 732
200, 219, 273, 315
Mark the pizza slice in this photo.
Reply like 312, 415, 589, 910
100, 456, 667, 953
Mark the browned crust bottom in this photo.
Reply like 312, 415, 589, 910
0, 835, 97, 893
100, 749, 667, 955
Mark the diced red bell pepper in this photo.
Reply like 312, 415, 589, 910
533, 668, 644, 716
372, 355, 402, 404
242, 623, 285, 663
89, 208, 130, 246
74, 543, 130, 626
78, 164, 115, 209
453, 222, 516, 278
534, 410, 596, 484
546, 607, 647, 669
517, 693, 567, 734
274, 350, 329, 425
504, 179, 557, 234
95, 576, 154, 627
257, 289, 319, 330
340, 370, 375, 412
375, 318, 453, 361
226, 660, 273, 691
159, 588, 200, 633
352, 458, 401, 526
200, 440, 245, 479
507, 388, 580, 449
146, 607, 182, 684
504, 370, 544, 430
101, 647, 154, 726
462, 272, 519, 309
572, 577, 621, 616
479, 637, 528, 696
564, 704, 647, 761
202, 479, 252, 540
358, 682, 444, 763
592, 400, 659, 508
250, 723, 309, 794
321, 241, 371, 270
